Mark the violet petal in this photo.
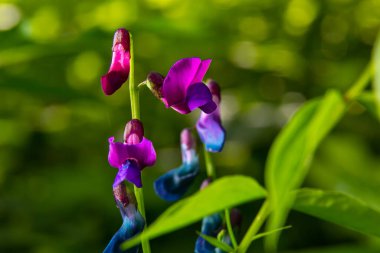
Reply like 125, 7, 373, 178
113, 160, 142, 188
191, 59, 212, 84
186, 82, 216, 113
101, 47, 130, 95
196, 111, 226, 152
108, 137, 156, 169
162, 58, 202, 106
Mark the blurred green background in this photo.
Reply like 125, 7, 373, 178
1, 0, 380, 252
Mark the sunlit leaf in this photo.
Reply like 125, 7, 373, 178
122, 175, 267, 249
251, 226, 291, 242
264, 90, 346, 250
373, 32, 380, 117
197, 232, 234, 252
293, 188, 380, 237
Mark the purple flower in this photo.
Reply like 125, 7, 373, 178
101, 28, 130, 95
108, 119, 156, 188
104, 184, 145, 253
154, 128, 199, 201
196, 80, 226, 152
146, 58, 217, 114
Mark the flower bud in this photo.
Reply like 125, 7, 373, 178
112, 28, 130, 52
123, 119, 144, 145
200, 177, 213, 190
181, 128, 196, 150
146, 72, 164, 99
112, 183, 136, 208
206, 79, 221, 103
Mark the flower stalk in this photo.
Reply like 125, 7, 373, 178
128, 32, 150, 253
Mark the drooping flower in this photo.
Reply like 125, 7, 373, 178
101, 28, 131, 95
104, 183, 145, 253
196, 80, 226, 152
154, 128, 199, 201
108, 119, 156, 188
146, 58, 217, 114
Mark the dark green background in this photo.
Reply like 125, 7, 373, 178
1, 0, 380, 252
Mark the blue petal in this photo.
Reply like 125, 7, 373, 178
196, 115, 225, 153
154, 159, 199, 201
195, 214, 223, 253
103, 204, 145, 253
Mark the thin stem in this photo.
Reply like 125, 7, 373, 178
128, 32, 150, 253
129, 33, 140, 119
225, 209, 238, 249
203, 146, 216, 179
237, 200, 270, 253
345, 60, 374, 101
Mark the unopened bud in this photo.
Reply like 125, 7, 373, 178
146, 72, 164, 99
181, 128, 196, 150
206, 79, 221, 102
113, 183, 137, 207
124, 119, 144, 144
200, 177, 213, 190
112, 28, 130, 52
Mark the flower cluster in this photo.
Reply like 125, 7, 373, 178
100, 28, 228, 253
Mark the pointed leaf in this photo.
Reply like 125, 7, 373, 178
197, 232, 234, 252
264, 90, 346, 250
122, 175, 266, 249
293, 188, 380, 237
251, 226, 292, 242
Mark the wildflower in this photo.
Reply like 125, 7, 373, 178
196, 80, 226, 152
146, 58, 217, 114
108, 119, 156, 188
104, 183, 145, 253
154, 128, 199, 201
101, 28, 131, 95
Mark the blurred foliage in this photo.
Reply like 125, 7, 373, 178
1, 0, 380, 252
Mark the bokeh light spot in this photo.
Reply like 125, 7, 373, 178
0, 4, 21, 31
67, 51, 102, 90
229, 41, 257, 69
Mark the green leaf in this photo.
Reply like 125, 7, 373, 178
293, 188, 380, 237
373, 32, 380, 116
264, 90, 346, 250
197, 232, 234, 252
251, 226, 291, 242
122, 175, 266, 250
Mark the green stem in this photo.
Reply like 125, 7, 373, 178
203, 146, 216, 179
225, 209, 238, 249
237, 200, 270, 253
345, 60, 374, 101
129, 33, 140, 119
128, 32, 150, 253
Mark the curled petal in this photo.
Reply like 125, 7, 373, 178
108, 137, 156, 169
186, 82, 216, 113
192, 59, 212, 84
162, 58, 202, 106
196, 112, 225, 152
154, 159, 199, 201
101, 30, 131, 95
195, 214, 223, 253
103, 203, 145, 253
113, 160, 142, 188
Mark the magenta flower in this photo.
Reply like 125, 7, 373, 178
101, 28, 130, 95
108, 119, 156, 188
147, 58, 217, 114
196, 80, 226, 152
